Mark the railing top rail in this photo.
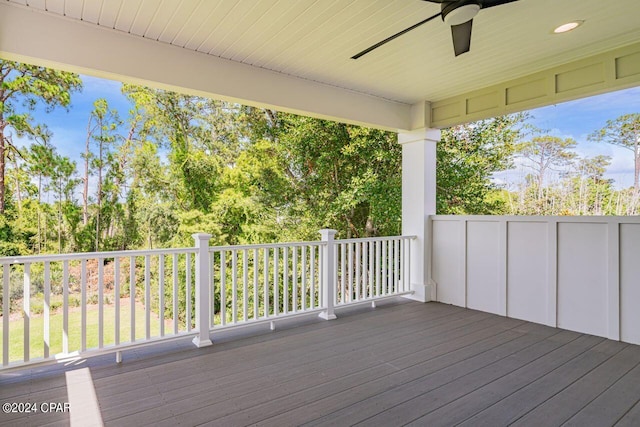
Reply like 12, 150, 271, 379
0, 234, 417, 265
0, 247, 196, 265
335, 235, 417, 244
208, 240, 326, 252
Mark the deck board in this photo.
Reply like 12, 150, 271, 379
1, 299, 640, 427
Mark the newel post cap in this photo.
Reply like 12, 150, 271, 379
192, 233, 212, 240
319, 229, 337, 239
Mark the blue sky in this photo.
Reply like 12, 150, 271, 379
504, 86, 640, 189
16, 74, 640, 190
20, 76, 131, 163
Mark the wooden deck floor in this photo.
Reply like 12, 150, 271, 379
2, 299, 640, 426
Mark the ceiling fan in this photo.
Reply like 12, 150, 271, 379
351, 0, 520, 59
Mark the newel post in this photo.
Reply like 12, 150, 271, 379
192, 233, 213, 348
319, 229, 337, 320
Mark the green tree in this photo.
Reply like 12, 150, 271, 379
0, 60, 82, 213
88, 98, 121, 251
272, 114, 402, 239
49, 154, 79, 252
570, 155, 613, 215
122, 85, 233, 213
588, 114, 640, 195
437, 114, 524, 214
517, 135, 577, 209
27, 139, 56, 253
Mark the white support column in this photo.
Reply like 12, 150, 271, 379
319, 229, 337, 320
192, 233, 213, 348
399, 128, 440, 302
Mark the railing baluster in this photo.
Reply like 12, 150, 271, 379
232, 250, 238, 324
340, 243, 345, 304
114, 257, 120, 346
310, 245, 315, 309
383, 241, 388, 295
172, 253, 178, 334
376, 241, 381, 297
395, 240, 400, 292
302, 246, 307, 311
23, 263, 30, 362
348, 243, 353, 302
401, 239, 406, 292
335, 243, 339, 301
44, 261, 50, 358
263, 248, 269, 317
362, 242, 369, 299
243, 249, 248, 322
186, 252, 191, 332
81, 259, 86, 352
3, 264, 9, 366
129, 257, 135, 342
253, 248, 259, 320
274, 247, 279, 316
220, 251, 226, 326
209, 252, 214, 329
407, 238, 412, 294
159, 254, 165, 337
355, 242, 361, 301
317, 245, 322, 307
389, 240, 398, 293
63, 261, 69, 354
389, 240, 394, 294
98, 258, 104, 348
292, 246, 298, 312
390, 240, 395, 293
368, 242, 373, 297
144, 255, 151, 340
283, 247, 289, 314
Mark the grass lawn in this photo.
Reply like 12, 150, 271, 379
0, 300, 182, 364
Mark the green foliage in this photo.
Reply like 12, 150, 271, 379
437, 114, 524, 214
271, 114, 402, 238
0, 59, 82, 213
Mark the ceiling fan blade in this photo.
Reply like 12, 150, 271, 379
351, 12, 441, 59
481, 0, 519, 9
451, 19, 473, 56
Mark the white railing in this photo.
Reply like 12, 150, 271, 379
208, 240, 325, 329
335, 236, 412, 305
0, 230, 415, 369
0, 247, 198, 368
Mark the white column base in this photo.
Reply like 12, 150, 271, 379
318, 311, 337, 320
192, 336, 213, 348
402, 282, 435, 303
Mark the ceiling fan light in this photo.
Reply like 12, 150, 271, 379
443, 4, 481, 26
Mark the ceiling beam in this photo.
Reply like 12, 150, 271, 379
0, 3, 412, 131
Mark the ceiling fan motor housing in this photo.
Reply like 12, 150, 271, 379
442, 0, 481, 26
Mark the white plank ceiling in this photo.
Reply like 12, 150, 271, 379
5, 0, 640, 105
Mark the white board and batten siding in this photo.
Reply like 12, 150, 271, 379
431, 215, 640, 345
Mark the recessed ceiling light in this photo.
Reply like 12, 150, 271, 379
553, 21, 584, 34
